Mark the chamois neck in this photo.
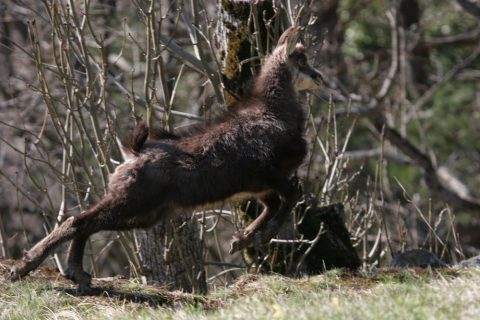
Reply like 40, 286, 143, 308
253, 51, 297, 109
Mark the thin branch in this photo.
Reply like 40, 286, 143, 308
413, 27, 480, 51
108, 75, 205, 121
341, 148, 413, 165
412, 42, 480, 112
376, 9, 399, 100
456, 0, 480, 18
380, 124, 480, 213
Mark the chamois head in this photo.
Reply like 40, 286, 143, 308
273, 26, 325, 92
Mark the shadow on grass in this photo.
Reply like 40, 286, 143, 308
53, 285, 218, 309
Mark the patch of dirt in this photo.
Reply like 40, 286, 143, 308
373, 267, 459, 281
224, 274, 271, 298
335, 272, 376, 290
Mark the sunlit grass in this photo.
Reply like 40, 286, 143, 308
1, 268, 479, 320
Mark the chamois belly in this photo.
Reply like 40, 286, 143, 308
176, 164, 272, 211
184, 190, 271, 212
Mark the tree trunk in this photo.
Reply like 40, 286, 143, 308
216, 0, 276, 107
133, 0, 207, 294
134, 216, 206, 294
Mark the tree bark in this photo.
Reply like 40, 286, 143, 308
216, 0, 276, 107
134, 215, 206, 294
133, 0, 207, 294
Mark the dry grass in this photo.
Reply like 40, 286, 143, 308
2, 258, 480, 320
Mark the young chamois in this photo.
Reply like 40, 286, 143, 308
11, 27, 324, 292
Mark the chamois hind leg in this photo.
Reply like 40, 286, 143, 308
257, 186, 300, 245
230, 175, 301, 253
10, 216, 82, 280
229, 193, 281, 253
12, 193, 160, 292
11, 199, 108, 287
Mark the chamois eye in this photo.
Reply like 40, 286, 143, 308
298, 56, 307, 67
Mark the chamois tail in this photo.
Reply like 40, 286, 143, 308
119, 120, 149, 160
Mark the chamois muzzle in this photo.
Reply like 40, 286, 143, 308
310, 67, 326, 86
291, 60, 326, 91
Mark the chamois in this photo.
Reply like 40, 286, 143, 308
11, 26, 324, 292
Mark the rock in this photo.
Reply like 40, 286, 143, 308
458, 255, 480, 268
391, 249, 447, 268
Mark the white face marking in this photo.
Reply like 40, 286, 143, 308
292, 66, 320, 91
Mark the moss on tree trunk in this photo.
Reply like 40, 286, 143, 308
216, 0, 275, 107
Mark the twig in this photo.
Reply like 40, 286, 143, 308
0, 211, 9, 257
108, 75, 205, 121
295, 223, 325, 276
456, 0, 480, 18
412, 42, 480, 112
383, 125, 480, 213
203, 261, 245, 268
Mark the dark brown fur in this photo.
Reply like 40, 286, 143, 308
11, 27, 323, 293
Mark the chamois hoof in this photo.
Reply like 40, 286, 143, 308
77, 282, 99, 295
64, 268, 92, 288
229, 238, 241, 254
229, 230, 263, 254
10, 258, 37, 281
10, 263, 25, 281
64, 268, 96, 295
229, 231, 249, 254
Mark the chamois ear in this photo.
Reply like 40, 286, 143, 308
277, 26, 304, 57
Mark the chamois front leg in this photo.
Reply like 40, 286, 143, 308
230, 176, 301, 254
64, 235, 93, 294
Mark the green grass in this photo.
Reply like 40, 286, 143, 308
1, 268, 480, 319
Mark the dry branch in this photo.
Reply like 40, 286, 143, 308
379, 123, 480, 214
456, 0, 480, 18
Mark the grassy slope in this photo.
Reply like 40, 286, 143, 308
1, 260, 479, 320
